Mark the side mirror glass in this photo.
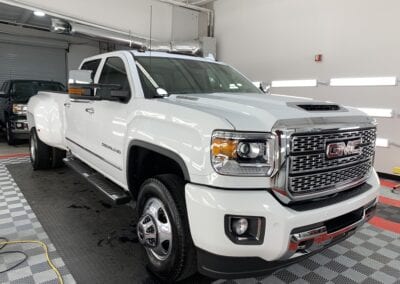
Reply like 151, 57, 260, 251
156, 88, 169, 97
259, 82, 271, 94
68, 70, 93, 85
0, 91, 7, 98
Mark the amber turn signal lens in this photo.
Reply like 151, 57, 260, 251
68, 87, 85, 95
211, 137, 238, 159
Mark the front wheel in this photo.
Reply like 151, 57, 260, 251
137, 174, 196, 282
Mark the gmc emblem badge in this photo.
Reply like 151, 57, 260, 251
326, 139, 362, 159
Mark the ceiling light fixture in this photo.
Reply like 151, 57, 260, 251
271, 79, 318, 88
33, 10, 46, 17
376, 138, 389, 148
356, 107, 394, 118
330, 77, 397, 87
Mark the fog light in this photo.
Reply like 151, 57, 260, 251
232, 218, 248, 235
225, 215, 266, 245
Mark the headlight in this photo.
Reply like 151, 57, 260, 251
12, 104, 27, 115
211, 131, 275, 176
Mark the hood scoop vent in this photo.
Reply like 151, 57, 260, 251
296, 104, 341, 111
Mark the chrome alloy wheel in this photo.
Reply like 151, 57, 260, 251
138, 197, 172, 261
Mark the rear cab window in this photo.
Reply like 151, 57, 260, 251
10, 81, 65, 102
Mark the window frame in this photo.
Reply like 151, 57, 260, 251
80, 59, 102, 81
95, 56, 133, 104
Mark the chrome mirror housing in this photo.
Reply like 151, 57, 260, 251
68, 70, 93, 85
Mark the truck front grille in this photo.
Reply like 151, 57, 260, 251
289, 160, 372, 194
288, 127, 376, 196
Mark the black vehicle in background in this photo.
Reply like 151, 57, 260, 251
0, 80, 66, 145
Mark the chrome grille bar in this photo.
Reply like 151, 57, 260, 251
288, 127, 376, 196
289, 161, 372, 194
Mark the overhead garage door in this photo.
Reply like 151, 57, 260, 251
0, 42, 67, 87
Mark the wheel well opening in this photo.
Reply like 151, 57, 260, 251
128, 145, 187, 199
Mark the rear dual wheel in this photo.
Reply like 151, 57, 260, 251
30, 128, 66, 170
137, 174, 197, 282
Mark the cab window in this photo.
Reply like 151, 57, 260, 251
98, 57, 130, 91
81, 59, 101, 80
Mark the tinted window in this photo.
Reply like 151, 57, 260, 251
1, 81, 9, 93
98, 57, 130, 91
135, 57, 261, 98
11, 81, 65, 102
81, 59, 101, 80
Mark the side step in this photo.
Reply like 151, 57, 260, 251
63, 157, 131, 205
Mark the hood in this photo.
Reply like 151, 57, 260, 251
163, 93, 369, 131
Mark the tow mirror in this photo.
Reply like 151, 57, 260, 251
68, 70, 93, 96
68, 70, 93, 85
110, 90, 130, 101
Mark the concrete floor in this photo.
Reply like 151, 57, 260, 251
0, 139, 28, 156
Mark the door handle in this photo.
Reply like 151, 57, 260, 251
85, 107, 95, 114
64, 103, 71, 108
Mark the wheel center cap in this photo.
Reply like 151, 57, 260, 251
137, 214, 158, 248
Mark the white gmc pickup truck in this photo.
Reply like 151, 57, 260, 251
27, 50, 379, 281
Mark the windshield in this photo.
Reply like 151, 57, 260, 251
135, 57, 261, 98
11, 81, 65, 102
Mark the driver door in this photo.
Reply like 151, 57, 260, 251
83, 55, 132, 185
65, 59, 101, 163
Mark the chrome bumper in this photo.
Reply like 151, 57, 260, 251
283, 199, 377, 259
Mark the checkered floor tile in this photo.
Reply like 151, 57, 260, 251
0, 157, 399, 283
0, 157, 75, 284
211, 223, 400, 284
376, 203, 400, 223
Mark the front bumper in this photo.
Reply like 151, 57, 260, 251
9, 119, 29, 138
185, 170, 380, 279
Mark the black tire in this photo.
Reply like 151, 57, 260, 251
6, 121, 16, 145
137, 174, 197, 282
30, 128, 52, 170
51, 148, 66, 168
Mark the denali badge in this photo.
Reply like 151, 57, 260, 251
326, 139, 362, 159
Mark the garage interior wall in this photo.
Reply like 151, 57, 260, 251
67, 44, 100, 70
213, 0, 400, 175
